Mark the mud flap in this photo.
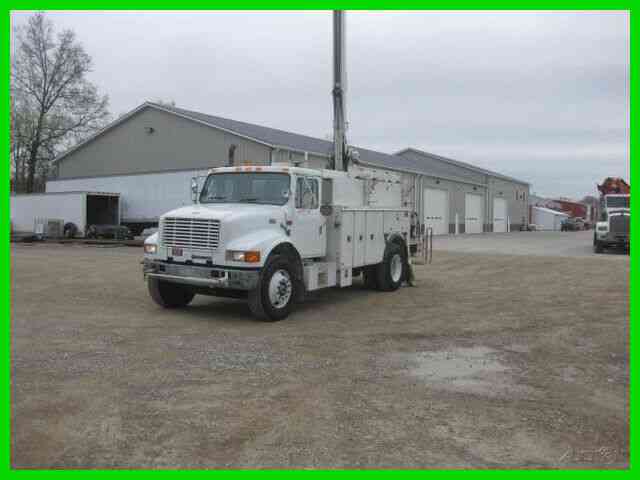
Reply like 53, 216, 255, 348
405, 260, 416, 287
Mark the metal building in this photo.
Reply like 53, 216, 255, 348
531, 206, 569, 231
47, 102, 530, 233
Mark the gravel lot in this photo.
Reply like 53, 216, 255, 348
432, 230, 627, 257
11, 233, 629, 468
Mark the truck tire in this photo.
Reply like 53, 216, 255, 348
594, 240, 604, 254
248, 254, 296, 321
63, 222, 78, 239
363, 266, 379, 290
148, 278, 195, 308
376, 243, 405, 292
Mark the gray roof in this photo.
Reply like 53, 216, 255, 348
54, 101, 529, 186
162, 104, 335, 157
395, 148, 529, 186
162, 104, 528, 185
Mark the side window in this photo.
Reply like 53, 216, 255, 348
296, 177, 319, 209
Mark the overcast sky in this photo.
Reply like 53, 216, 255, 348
12, 10, 629, 199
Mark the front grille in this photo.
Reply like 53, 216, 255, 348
610, 215, 629, 234
161, 217, 220, 250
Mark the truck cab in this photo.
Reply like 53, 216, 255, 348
594, 193, 630, 253
143, 165, 410, 320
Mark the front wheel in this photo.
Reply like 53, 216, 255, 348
594, 240, 604, 254
148, 278, 195, 308
248, 255, 296, 321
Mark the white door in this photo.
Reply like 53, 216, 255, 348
292, 176, 325, 258
423, 188, 448, 235
493, 197, 507, 233
465, 193, 484, 234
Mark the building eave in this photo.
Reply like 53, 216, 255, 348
396, 147, 530, 187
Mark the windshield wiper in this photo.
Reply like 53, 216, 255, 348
239, 197, 259, 203
207, 195, 228, 200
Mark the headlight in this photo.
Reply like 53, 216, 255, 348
597, 225, 608, 232
226, 250, 261, 263
144, 244, 157, 254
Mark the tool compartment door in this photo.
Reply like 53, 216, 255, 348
353, 211, 366, 267
339, 210, 355, 268
383, 211, 403, 238
365, 211, 385, 264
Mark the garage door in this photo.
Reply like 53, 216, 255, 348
423, 188, 449, 235
465, 193, 484, 234
493, 197, 507, 233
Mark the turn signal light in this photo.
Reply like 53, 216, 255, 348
244, 251, 261, 263
226, 250, 261, 263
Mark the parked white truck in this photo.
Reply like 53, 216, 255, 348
593, 177, 630, 254
143, 165, 412, 320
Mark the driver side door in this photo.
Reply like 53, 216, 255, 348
292, 176, 326, 258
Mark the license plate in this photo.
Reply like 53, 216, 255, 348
172, 247, 184, 257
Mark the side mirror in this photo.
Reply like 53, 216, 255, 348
191, 178, 199, 203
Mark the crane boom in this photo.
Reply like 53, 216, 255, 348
332, 10, 347, 171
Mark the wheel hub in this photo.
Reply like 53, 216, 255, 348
390, 253, 403, 283
268, 269, 292, 309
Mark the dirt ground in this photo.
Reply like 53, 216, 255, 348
11, 233, 629, 468
433, 230, 628, 258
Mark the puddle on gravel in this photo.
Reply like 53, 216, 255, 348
411, 346, 507, 379
399, 346, 535, 398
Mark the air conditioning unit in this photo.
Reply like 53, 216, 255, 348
34, 218, 64, 239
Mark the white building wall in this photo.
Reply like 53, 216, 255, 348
47, 170, 208, 223
531, 207, 568, 231
11, 192, 86, 233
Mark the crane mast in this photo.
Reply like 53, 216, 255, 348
332, 10, 347, 171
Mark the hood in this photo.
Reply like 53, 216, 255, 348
161, 203, 284, 222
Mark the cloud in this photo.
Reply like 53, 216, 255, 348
11, 10, 629, 199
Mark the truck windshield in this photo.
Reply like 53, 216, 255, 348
606, 196, 629, 208
199, 172, 290, 206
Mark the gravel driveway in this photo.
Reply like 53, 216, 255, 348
11, 235, 629, 468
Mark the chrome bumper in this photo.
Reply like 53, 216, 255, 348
143, 260, 259, 290
598, 232, 630, 245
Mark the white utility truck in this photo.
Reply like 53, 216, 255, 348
143, 165, 411, 320
143, 11, 414, 320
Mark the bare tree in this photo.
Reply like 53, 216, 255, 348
11, 12, 109, 192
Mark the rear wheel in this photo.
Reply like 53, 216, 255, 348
376, 243, 405, 292
248, 255, 296, 321
148, 278, 195, 308
63, 222, 78, 239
